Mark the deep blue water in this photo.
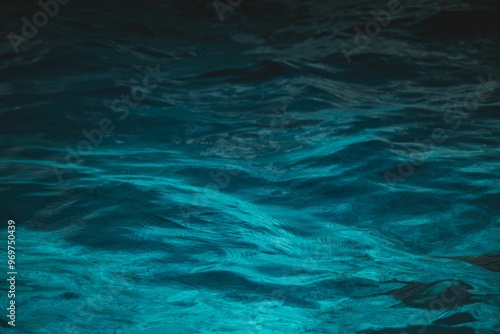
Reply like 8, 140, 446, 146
1, 0, 500, 333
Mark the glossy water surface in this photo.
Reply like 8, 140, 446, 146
1, 0, 500, 333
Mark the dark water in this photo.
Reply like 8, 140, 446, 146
1, 0, 500, 333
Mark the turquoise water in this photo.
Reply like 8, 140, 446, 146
1, 0, 500, 333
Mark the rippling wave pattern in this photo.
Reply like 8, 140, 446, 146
1, 0, 500, 333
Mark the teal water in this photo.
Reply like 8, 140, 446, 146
1, 0, 500, 333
